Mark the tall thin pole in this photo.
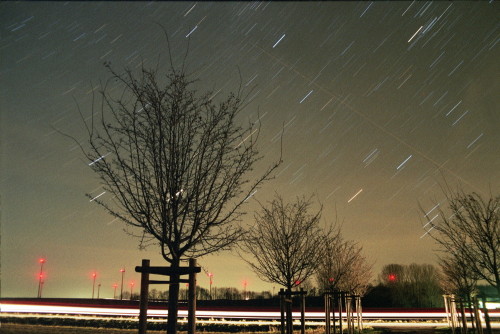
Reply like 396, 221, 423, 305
92, 272, 97, 299
300, 288, 306, 334
120, 268, 125, 300
97, 283, 101, 299
138, 259, 150, 334
37, 258, 46, 298
280, 289, 285, 334
188, 258, 197, 334
208, 273, 213, 300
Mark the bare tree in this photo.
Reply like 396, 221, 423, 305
341, 249, 373, 296
67, 55, 280, 333
240, 194, 331, 333
316, 237, 372, 296
422, 189, 499, 297
241, 194, 330, 290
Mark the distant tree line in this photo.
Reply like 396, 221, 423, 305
375, 263, 442, 307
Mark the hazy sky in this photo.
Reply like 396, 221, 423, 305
1, 1, 498, 299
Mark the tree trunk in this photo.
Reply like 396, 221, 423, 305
167, 260, 181, 334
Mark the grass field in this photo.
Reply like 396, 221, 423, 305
0, 323, 468, 334
0, 323, 141, 334
0, 323, 273, 334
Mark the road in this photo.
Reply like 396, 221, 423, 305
1, 299, 499, 331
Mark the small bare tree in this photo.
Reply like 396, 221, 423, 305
316, 237, 371, 295
341, 249, 373, 296
240, 194, 331, 333
422, 189, 499, 297
67, 55, 280, 332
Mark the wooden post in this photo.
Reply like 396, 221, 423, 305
451, 295, 458, 334
332, 294, 336, 334
444, 295, 451, 328
300, 288, 306, 334
286, 290, 293, 334
346, 295, 352, 334
138, 259, 150, 334
355, 295, 362, 333
325, 293, 331, 334
338, 292, 343, 334
188, 258, 197, 334
280, 289, 285, 334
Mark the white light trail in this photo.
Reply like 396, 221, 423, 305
363, 148, 379, 163
420, 226, 435, 239
359, 2, 373, 18
467, 133, 483, 149
424, 203, 440, 217
408, 26, 423, 43
186, 26, 198, 38
89, 153, 110, 166
5, 302, 490, 320
396, 155, 412, 170
245, 74, 258, 87
446, 100, 462, 116
235, 128, 258, 149
184, 4, 196, 17
397, 74, 412, 89
90, 191, 106, 202
299, 90, 313, 103
272, 34, 286, 48
401, 1, 415, 16
423, 214, 439, 228
320, 97, 334, 111
244, 190, 257, 202
448, 60, 464, 76
451, 110, 468, 126
347, 189, 363, 203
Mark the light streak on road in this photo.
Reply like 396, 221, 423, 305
2, 301, 499, 331
7, 302, 495, 319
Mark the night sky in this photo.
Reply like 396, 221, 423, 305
1, 2, 498, 299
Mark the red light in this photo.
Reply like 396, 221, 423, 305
294, 280, 301, 286
388, 273, 397, 282
328, 277, 334, 283
120, 268, 125, 273
92, 272, 97, 278
39, 258, 46, 264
